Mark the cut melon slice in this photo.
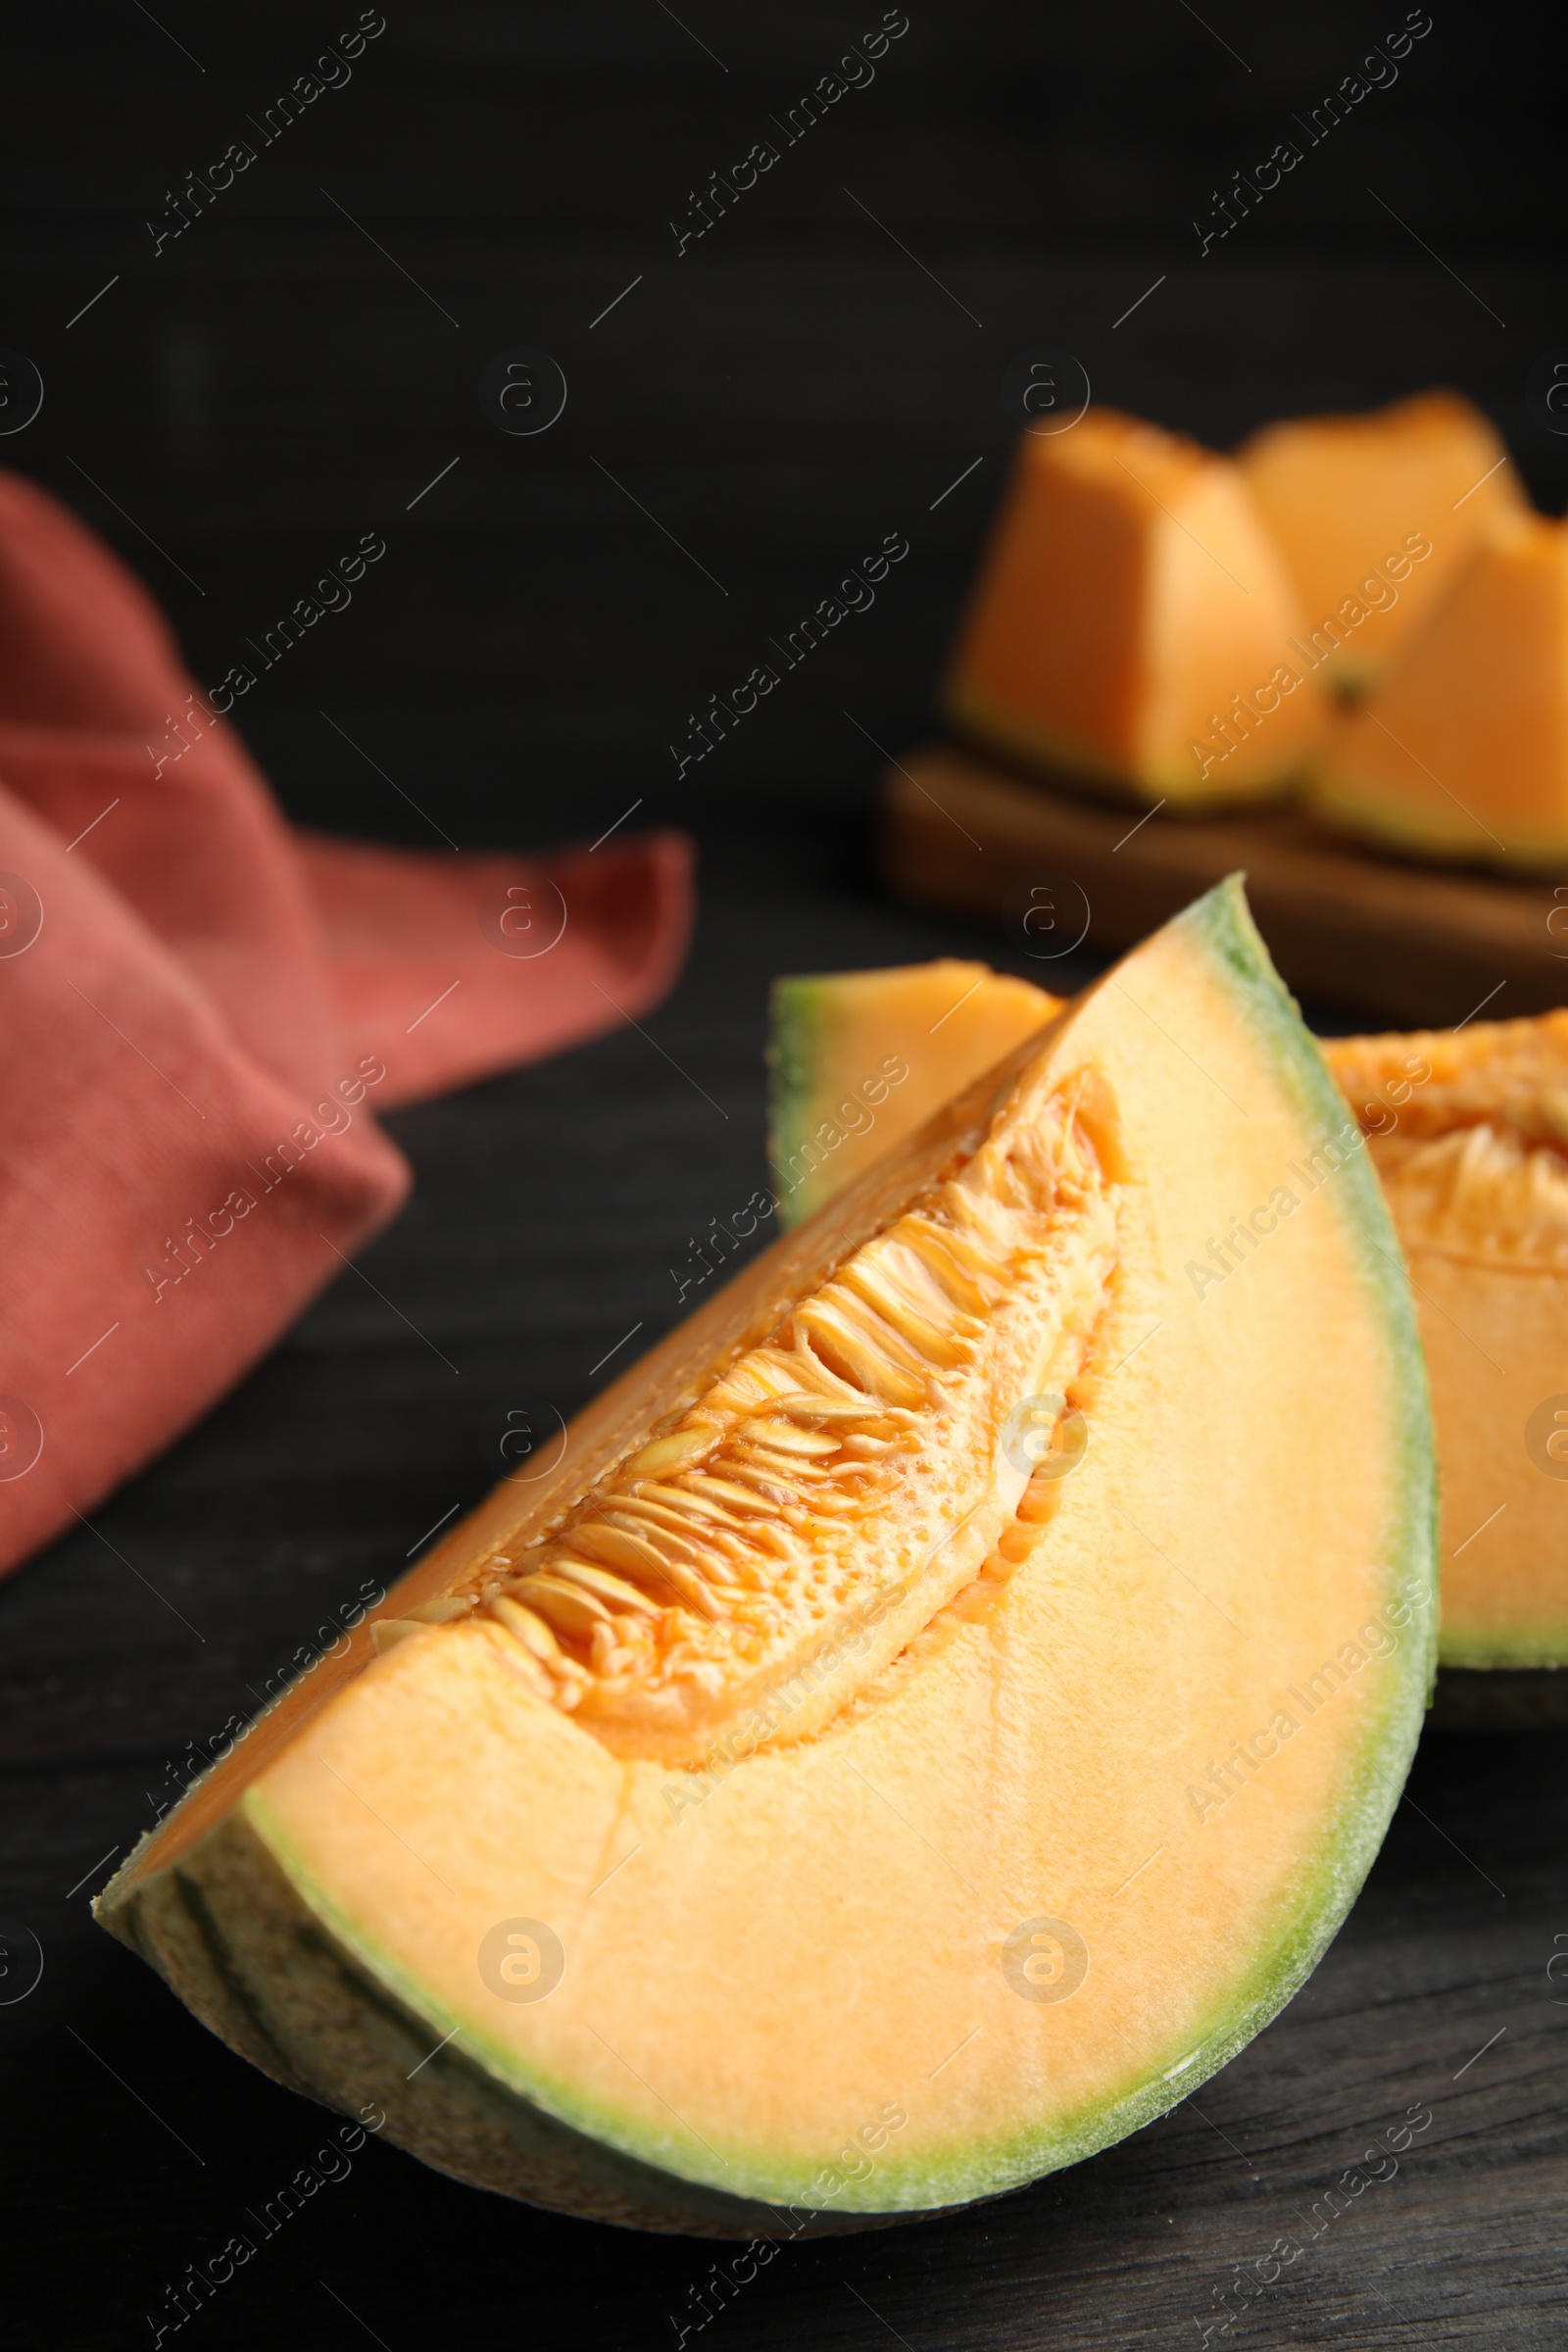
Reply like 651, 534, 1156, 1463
769, 958, 1060, 1228
944, 409, 1329, 807
1237, 391, 1523, 695
1311, 512, 1568, 868
1328, 1015, 1568, 1669
96, 883, 1434, 2234
768, 956, 1563, 1683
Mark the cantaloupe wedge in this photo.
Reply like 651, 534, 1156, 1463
769, 958, 1061, 1226
944, 410, 1329, 807
1238, 391, 1523, 695
97, 883, 1434, 2233
768, 958, 1567, 1684
1312, 512, 1568, 868
1331, 1014, 1568, 1669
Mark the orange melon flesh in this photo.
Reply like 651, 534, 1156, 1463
96, 882, 1433, 2232
1327, 1016, 1568, 1666
1312, 513, 1568, 868
944, 409, 1329, 806
1237, 391, 1523, 695
768, 958, 1061, 1227
767, 958, 1566, 1678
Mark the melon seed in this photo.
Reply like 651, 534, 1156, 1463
491, 1593, 564, 1663
622, 1427, 719, 1479
511, 1574, 617, 1639
543, 1557, 662, 1617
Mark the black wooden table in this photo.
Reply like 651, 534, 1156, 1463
5, 6, 1567, 2345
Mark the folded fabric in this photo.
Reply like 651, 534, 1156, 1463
0, 470, 694, 1576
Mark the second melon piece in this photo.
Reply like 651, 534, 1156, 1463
1238, 391, 1522, 694
1312, 513, 1568, 868
1330, 1014, 1568, 1671
944, 409, 1328, 807
769, 958, 1060, 1226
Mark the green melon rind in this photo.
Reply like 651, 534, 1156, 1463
99, 881, 1436, 2229
101, 1805, 868, 2237
1440, 1626, 1568, 1669
243, 1781, 779, 2197
150, 877, 1435, 2224
765, 974, 832, 1229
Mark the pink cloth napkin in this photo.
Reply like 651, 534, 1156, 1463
0, 470, 694, 1574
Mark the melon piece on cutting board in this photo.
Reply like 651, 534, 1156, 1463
769, 957, 1061, 1227
1237, 390, 1523, 695
767, 956, 1567, 1687
97, 882, 1434, 2234
1311, 512, 1568, 869
943, 409, 1329, 808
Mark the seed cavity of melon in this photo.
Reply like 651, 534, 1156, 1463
1330, 1010, 1568, 1268
1331, 1008, 1568, 1151
449, 1073, 1118, 1753
1371, 1123, 1568, 1266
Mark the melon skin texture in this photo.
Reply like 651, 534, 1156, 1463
769, 961, 1566, 1690
1311, 513, 1568, 869
1237, 390, 1523, 696
97, 882, 1435, 2234
944, 410, 1329, 807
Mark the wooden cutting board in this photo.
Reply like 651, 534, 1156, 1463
878, 741, 1568, 1028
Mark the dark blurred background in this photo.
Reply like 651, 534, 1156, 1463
11, 2, 1568, 863
4, 9, 1567, 2348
